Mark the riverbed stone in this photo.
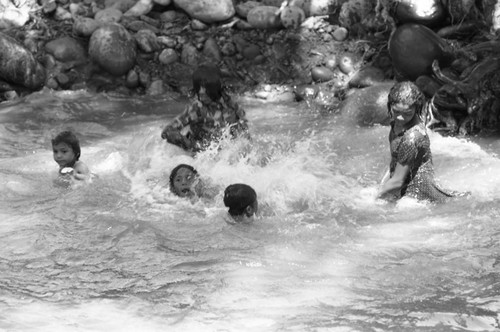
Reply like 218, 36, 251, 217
280, 6, 306, 29
173, 0, 235, 23
135, 29, 160, 53
44, 37, 87, 63
124, 0, 154, 17
311, 66, 335, 82
89, 24, 137, 76
105, 0, 136, 13
235, 1, 260, 18
348, 66, 385, 88
158, 48, 178, 64
339, 82, 394, 126
247, 6, 282, 29
73, 17, 102, 37
94, 8, 123, 24
0, 32, 46, 90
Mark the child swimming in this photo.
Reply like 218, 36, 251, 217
169, 163, 219, 200
52, 130, 90, 181
223, 183, 258, 223
169, 164, 200, 198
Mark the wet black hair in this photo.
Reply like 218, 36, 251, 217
387, 81, 425, 119
223, 183, 257, 216
51, 131, 81, 161
192, 64, 223, 102
169, 164, 198, 195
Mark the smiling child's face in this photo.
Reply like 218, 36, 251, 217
172, 167, 197, 197
53, 142, 76, 168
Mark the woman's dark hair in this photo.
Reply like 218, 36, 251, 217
192, 64, 223, 102
387, 81, 425, 118
223, 183, 257, 216
51, 131, 81, 160
169, 164, 198, 195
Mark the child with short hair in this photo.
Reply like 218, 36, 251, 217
52, 130, 90, 181
161, 64, 249, 152
223, 183, 258, 223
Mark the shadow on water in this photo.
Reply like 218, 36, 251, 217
0, 90, 500, 331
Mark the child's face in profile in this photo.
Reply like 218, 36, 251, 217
172, 167, 198, 197
53, 142, 76, 168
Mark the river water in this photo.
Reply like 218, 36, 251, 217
0, 89, 499, 332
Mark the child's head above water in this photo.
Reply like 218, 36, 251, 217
223, 183, 258, 219
169, 164, 199, 197
52, 130, 81, 169
192, 64, 223, 102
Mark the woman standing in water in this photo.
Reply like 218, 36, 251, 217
377, 81, 463, 203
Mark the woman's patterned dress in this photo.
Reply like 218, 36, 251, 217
389, 122, 458, 202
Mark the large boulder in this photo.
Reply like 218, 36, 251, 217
339, 82, 395, 126
89, 24, 137, 76
0, 32, 46, 90
172, 0, 235, 23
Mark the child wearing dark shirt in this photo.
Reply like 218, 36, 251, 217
161, 65, 249, 152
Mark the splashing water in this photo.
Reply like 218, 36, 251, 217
0, 90, 500, 331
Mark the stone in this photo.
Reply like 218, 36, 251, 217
280, 6, 305, 29
191, 19, 209, 31
348, 66, 385, 88
0, 5, 30, 29
94, 8, 123, 24
180, 43, 199, 66
172, 0, 235, 23
0, 32, 46, 90
242, 44, 260, 60
124, 0, 154, 17
159, 10, 177, 23
89, 23, 137, 76
247, 6, 282, 29
105, 0, 136, 13
311, 66, 334, 82
203, 37, 221, 62
338, 52, 361, 75
332, 26, 348, 41
55, 7, 73, 20
45, 37, 87, 64
339, 82, 395, 126
235, 1, 260, 18
135, 29, 160, 53
125, 69, 139, 88
153, 0, 171, 5
307, 0, 335, 16
73, 17, 102, 37
158, 48, 178, 64
157, 36, 177, 48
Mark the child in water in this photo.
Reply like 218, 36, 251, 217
223, 183, 258, 223
52, 130, 90, 181
161, 64, 249, 152
169, 164, 218, 199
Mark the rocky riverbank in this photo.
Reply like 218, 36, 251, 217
0, 0, 391, 101
1, 0, 500, 135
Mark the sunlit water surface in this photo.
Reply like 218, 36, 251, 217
1, 89, 500, 332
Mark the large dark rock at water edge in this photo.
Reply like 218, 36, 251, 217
0, 32, 46, 90
89, 23, 137, 76
388, 23, 453, 81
